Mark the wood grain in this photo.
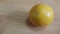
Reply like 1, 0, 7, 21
0, 0, 59, 34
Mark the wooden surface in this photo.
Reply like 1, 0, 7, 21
0, 0, 60, 34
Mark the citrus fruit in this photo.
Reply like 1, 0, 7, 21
29, 4, 54, 27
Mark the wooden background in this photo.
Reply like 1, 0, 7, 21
0, 0, 60, 34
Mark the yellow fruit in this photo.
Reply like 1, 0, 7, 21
29, 4, 54, 27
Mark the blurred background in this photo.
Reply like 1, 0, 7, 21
0, 0, 60, 34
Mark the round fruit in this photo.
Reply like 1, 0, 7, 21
29, 4, 54, 27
